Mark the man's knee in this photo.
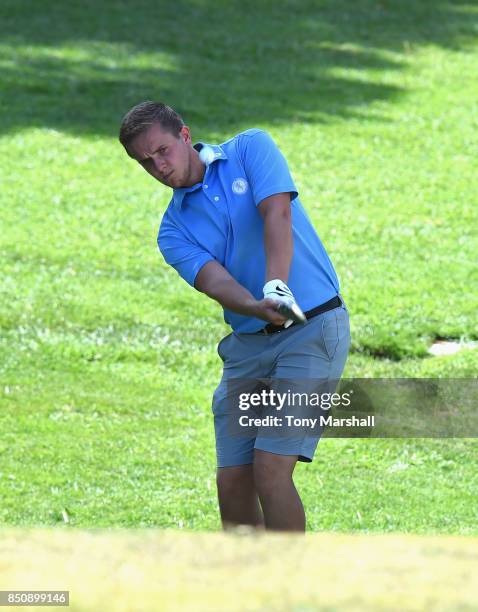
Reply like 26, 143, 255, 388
253, 450, 297, 497
216, 464, 254, 497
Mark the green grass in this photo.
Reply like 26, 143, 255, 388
1, 0, 477, 533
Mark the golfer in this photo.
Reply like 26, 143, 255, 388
119, 101, 350, 532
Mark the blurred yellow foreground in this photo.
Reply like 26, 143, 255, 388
1, 529, 476, 611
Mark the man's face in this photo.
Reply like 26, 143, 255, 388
126, 123, 197, 189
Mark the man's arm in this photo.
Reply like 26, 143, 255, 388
257, 193, 293, 283
195, 192, 296, 326
194, 260, 288, 326
257, 192, 306, 325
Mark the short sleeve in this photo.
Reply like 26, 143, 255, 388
238, 130, 298, 206
157, 216, 214, 288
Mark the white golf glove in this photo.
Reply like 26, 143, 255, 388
263, 279, 297, 328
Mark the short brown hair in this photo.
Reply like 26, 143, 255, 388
119, 101, 185, 148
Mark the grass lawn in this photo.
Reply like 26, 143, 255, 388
0, 0, 477, 533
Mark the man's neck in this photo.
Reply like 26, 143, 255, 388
182, 150, 206, 188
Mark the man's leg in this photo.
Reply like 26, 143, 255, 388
216, 464, 265, 530
253, 449, 305, 532
254, 303, 350, 532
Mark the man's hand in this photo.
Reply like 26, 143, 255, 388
263, 279, 306, 327
250, 298, 291, 326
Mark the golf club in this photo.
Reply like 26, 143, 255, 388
275, 300, 307, 324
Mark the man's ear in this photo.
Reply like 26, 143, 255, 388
180, 126, 191, 144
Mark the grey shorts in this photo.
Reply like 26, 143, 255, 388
212, 300, 351, 467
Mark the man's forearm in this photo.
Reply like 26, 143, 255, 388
263, 206, 293, 283
195, 258, 290, 326
205, 277, 258, 316
195, 262, 258, 316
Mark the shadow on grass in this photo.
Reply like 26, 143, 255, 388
0, 0, 476, 137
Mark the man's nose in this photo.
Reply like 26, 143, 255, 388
152, 155, 167, 174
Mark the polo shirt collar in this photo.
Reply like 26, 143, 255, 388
172, 142, 227, 208
193, 141, 228, 162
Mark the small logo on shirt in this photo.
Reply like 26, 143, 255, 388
232, 178, 249, 195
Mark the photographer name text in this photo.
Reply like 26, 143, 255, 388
239, 415, 375, 428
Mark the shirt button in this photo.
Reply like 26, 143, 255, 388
204, 184, 208, 189
214, 196, 219, 201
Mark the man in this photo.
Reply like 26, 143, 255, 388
119, 101, 350, 532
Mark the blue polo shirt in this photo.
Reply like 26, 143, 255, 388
157, 129, 340, 333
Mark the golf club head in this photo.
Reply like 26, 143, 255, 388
276, 301, 307, 325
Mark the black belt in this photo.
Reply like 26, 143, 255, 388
256, 295, 342, 335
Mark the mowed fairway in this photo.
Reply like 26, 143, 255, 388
1, 0, 477, 553
1, 529, 477, 611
